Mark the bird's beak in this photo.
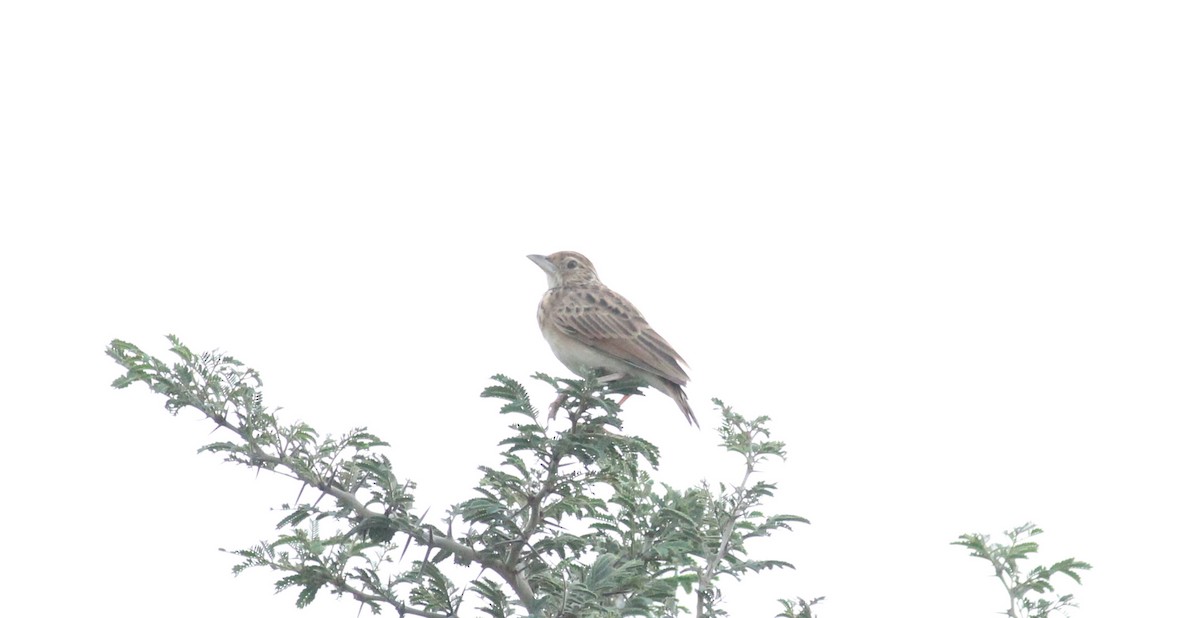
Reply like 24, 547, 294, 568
527, 254, 556, 275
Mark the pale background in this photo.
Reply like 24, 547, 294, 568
2, 2, 1197, 617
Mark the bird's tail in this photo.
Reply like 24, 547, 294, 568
667, 382, 699, 428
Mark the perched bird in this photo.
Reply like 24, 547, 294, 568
528, 251, 697, 426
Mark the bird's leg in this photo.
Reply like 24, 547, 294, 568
547, 392, 568, 420
594, 372, 635, 407
551, 372, 623, 420
616, 393, 632, 406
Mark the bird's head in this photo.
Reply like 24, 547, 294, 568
527, 251, 601, 288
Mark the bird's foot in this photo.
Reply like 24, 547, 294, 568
547, 392, 569, 420
596, 372, 636, 407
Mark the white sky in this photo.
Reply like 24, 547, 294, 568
2, 2, 1197, 617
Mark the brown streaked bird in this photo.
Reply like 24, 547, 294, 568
528, 251, 697, 426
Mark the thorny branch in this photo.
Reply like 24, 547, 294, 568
108, 337, 808, 618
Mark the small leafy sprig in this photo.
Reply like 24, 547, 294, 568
690, 402, 811, 617
775, 596, 824, 618
953, 523, 1091, 618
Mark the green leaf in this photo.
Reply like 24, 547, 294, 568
296, 584, 320, 608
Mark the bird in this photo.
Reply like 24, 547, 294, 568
527, 251, 697, 426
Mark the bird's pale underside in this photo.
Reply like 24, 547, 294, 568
528, 251, 697, 426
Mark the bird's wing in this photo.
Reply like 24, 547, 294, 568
549, 285, 690, 385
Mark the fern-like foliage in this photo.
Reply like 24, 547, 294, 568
953, 523, 1091, 618
108, 336, 812, 617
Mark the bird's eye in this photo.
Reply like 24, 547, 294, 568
567, 260, 578, 269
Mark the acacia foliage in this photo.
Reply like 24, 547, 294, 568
107, 336, 811, 618
954, 523, 1091, 618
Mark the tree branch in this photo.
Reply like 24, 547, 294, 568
329, 573, 448, 618
159, 362, 539, 612
109, 341, 806, 618
697, 451, 755, 618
